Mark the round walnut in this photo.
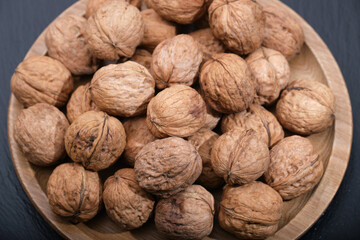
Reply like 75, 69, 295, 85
146, 85, 207, 138
155, 185, 215, 240
45, 15, 98, 75
90, 62, 155, 117
221, 104, 284, 147
199, 53, 255, 114
10, 56, 73, 108
151, 34, 203, 89
130, 49, 152, 71
14, 103, 69, 166
265, 136, 324, 200
47, 163, 102, 223
65, 111, 126, 171
103, 168, 155, 230
211, 129, 269, 185
85, 0, 144, 60
276, 79, 335, 135
246, 47, 290, 105
85, 0, 142, 18
208, 0, 265, 55
134, 137, 202, 198
219, 182, 283, 239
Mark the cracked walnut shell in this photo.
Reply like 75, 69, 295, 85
85, 0, 141, 19
130, 49, 152, 71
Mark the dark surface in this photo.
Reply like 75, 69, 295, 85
0, 0, 359, 239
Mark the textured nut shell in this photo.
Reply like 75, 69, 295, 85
265, 136, 324, 200
276, 79, 335, 135
146, 85, 207, 138
155, 185, 215, 240
10, 56, 73, 108
47, 163, 102, 222
219, 182, 283, 239
65, 111, 126, 171
151, 34, 203, 89
85, 0, 141, 18
103, 168, 155, 230
263, 6, 305, 60
211, 129, 269, 185
130, 49, 152, 71
221, 104, 284, 147
14, 103, 69, 166
209, 0, 265, 55
199, 53, 255, 114
90, 62, 155, 117
134, 137, 202, 198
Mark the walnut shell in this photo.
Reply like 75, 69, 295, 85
47, 163, 102, 223
264, 136, 324, 200
199, 53, 256, 114
10, 56, 73, 108
134, 137, 202, 198
14, 103, 69, 166
211, 129, 269, 185
151, 34, 203, 89
208, 0, 265, 55
85, 0, 144, 60
64, 111, 126, 171
85, 0, 142, 19
263, 6, 305, 60
246, 47, 290, 105
276, 79, 335, 135
221, 104, 284, 147
219, 182, 283, 239
146, 85, 207, 138
103, 168, 155, 230
130, 49, 152, 71
90, 62, 155, 117
155, 185, 215, 239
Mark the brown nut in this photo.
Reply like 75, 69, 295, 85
14, 103, 69, 166
47, 163, 102, 223
146, 85, 207, 138
103, 168, 155, 230
134, 137, 202, 198
85, 0, 141, 19
211, 129, 269, 185
90, 62, 155, 117
276, 79, 335, 135
221, 104, 284, 147
199, 53, 256, 114
264, 135, 324, 200
85, 0, 144, 60
219, 182, 283, 239
155, 185, 215, 240
10, 56, 73, 108
65, 111, 126, 171
209, 0, 265, 55
130, 49, 152, 71
151, 34, 203, 89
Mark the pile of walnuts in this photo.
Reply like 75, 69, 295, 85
11, 0, 336, 239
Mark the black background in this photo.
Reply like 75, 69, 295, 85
0, 0, 359, 239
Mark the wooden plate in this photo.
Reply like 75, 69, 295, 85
7, 0, 353, 239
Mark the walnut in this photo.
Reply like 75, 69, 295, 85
130, 49, 152, 71
211, 129, 269, 185
134, 137, 202, 198
208, 0, 265, 55
146, 85, 207, 138
151, 34, 203, 89
199, 53, 256, 114
47, 163, 102, 223
14, 103, 69, 166
85, 0, 142, 19
221, 104, 284, 147
219, 182, 283, 239
155, 185, 215, 239
246, 47, 290, 105
264, 136, 324, 200
103, 168, 155, 230
10, 56, 73, 108
90, 62, 155, 117
263, 6, 305, 60
64, 111, 126, 171
276, 79, 335, 135
85, 0, 144, 60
